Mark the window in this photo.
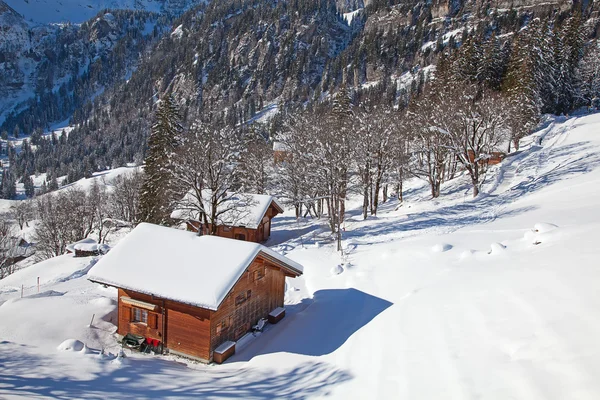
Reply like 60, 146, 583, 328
247, 290, 252, 299
132, 307, 148, 324
254, 268, 264, 281
223, 226, 231, 232
235, 233, 246, 241
235, 293, 247, 306
216, 320, 227, 336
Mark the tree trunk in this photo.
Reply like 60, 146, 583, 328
362, 186, 368, 220
336, 197, 343, 252
383, 184, 388, 203
317, 198, 322, 218
372, 180, 380, 215
398, 179, 403, 202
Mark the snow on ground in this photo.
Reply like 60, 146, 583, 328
2, 113, 600, 398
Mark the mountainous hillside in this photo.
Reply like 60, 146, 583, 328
3, 0, 200, 23
1, 0, 599, 197
0, 3, 172, 130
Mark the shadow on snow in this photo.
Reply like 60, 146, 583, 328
231, 288, 393, 362
0, 342, 351, 399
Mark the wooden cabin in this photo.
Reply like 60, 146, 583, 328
467, 150, 506, 166
2, 237, 34, 266
87, 223, 303, 363
273, 141, 292, 164
171, 192, 284, 243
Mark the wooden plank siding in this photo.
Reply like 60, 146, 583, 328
183, 203, 280, 243
117, 288, 212, 361
209, 255, 286, 358
166, 304, 211, 360
116, 253, 290, 362
117, 288, 165, 341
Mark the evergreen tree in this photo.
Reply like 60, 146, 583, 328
138, 94, 183, 224
576, 41, 600, 108
48, 176, 59, 191
1, 170, 17, 199
24, 176, 35, 198
556, 12, 586, 113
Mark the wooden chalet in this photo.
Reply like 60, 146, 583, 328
273, 141, 292, 164
87, 223, 303, 363
2, 237, 34, 266
171, 192, 284, 243
467, 150, 506, 166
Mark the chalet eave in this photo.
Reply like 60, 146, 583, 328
87, 277, 222, 311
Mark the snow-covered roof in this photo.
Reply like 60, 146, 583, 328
73, 242, 110, 254
170, 191, 284, 229
66, 238, 97, 254
87, 223, 303, 311
273, 141, 290, 152
2, 237, 34, 259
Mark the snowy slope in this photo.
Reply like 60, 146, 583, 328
3, 0, 199, 24
2, 113, 600, 399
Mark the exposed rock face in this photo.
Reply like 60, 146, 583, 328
0, 3, 37, 120
336, 0, 365, 13
3, 0, 200, 24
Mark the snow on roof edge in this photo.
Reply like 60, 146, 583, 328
171, 192, 284, 229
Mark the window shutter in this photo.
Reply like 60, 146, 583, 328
148, 313, 158, 329
122, 306, 131, 322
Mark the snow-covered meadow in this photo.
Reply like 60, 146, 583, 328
2, 113, 600, 399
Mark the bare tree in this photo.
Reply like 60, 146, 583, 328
237, 127, 274, 194
171, 121, 248, 235
0, 218, 16, 279
307, 105, 355, 251
108, 169, 143, 223
406, 93, 451, 199
10, 200, 34, 230
443, 86, 510, 197
408, 84, 509, 197
89, 180, 111, 243
354, 104, 399, 219
276, 114, 321, 218
33, 188, 97, 260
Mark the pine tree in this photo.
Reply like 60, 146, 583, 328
138, 94, 183, 225
556, 12, 586, 113
1, 170, 16, 199
24, 176, 35, 198
576, 41, 600, 108
502, 25, 541, 151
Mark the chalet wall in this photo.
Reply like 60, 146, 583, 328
183, 203, 281, 243
117, 288, 164, 340
117, 288, 212, 360
115, 250, 292, 362
209, 256, 286, 357
165, 302, 211, 360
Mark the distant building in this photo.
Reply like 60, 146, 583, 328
88, 223, 303, 363
467, 150, 505, 166
65, 238, 109, 257
2, 237, 34, 266
273, 141, 291, 164
171, 192, 284, 243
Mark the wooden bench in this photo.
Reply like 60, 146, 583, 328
268, 307, 285, 324
213, 341, 235, 364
